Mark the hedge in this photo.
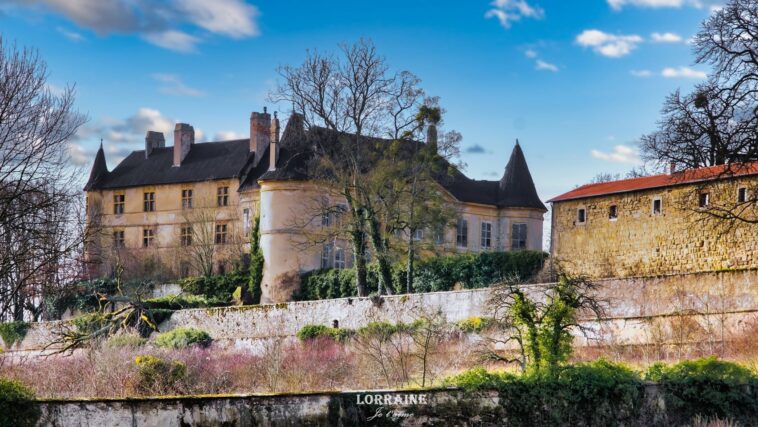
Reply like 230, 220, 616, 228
296, 250, 547, 301
444, 358, 758, 426
154, 327, 213, 349
178, 272, 249, 304
296, 324, 353, 342
0, 321, 29, 348
0, 378, 39, 427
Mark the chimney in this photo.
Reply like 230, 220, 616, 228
668, 161, 677, 175
145, 131, 165, 159
269, 112, 280, 171
250, 107, 271, 166
173, 123, 194, 167
427, 123, 438, 152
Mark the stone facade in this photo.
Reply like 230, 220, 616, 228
550, 173, 758, 278
84, 109, 547, 302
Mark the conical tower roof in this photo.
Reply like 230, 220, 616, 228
84, 142, 109, 190
498, 141, 546, 210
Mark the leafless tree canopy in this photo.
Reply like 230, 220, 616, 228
0, 37, 87, 321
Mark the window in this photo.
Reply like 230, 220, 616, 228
215, 223, 228, 244
143, 192, 155, 212
113, 230, 125, 248
334, 247, 346, 269
652, 198, 662, 215
142, 228, 154, 247
577, 208, 586, 224
321, 210, 332, 227
511, 223, 527, 250
321, 243, 333, 268
113, 194, 125, 214
480, 222, 492, 249
738, 187, 748, 203
699, 193, 710, 208
243, 208, 251, 235
182, 189, 193, 209
217, 186, 229, 207
456, 218, 468, 248
433, 226, 445, 244
412, 228, 424, 241
608, 205, 617, 220
180, 226, 192, 246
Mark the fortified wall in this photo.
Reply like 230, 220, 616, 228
3, 269, 757, 356
551, 177, 758, 278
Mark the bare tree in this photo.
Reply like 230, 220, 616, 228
181, 194, 244, 278
0, 37, 87, 321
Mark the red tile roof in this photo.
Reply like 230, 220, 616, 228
548, 162, 758, 203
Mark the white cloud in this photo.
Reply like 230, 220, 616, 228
535, 59, 558, 72
525, 49, 538, 58
152, 73, 205, 97
10, 0, 260, 53
651, 32, 683, 43
214, 131, 245, 141
630, 69, 653, 77
56, 26, 85, 42
576, 29, 643, 58
142, 30, 200, 53
174, 0, 259, 38
485, 0, 544, 29
661, 66, 707, 78
591, 145, 641, 164
608, 0, 691, 10
67, 143, 91, 166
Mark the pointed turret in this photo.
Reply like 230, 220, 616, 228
498, 141, 546, 210
84, 142, 109, 190
279, 112, 306, 147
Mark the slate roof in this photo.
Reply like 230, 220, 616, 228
548, 161, 758, 203
85, 139, 254, 190
86, 113, 546, 211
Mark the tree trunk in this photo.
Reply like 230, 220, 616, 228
366, 216, 394, 295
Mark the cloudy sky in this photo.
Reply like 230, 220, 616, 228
1, 0, 718, 200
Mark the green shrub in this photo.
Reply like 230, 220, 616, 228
134, 355, 186, 394
356, 321, 416, 341
296, 251, 548, 301
0, 321, 29, 348
0, 378, 40, 427
178, 272, 247, 304
105, 333, 147, 348
444, 360, 643, 427
646, 357, 758, 424
296, 324, 352, 342
456, 316, 492, 333
154, 327, 212, 349
71, 312, 108, 334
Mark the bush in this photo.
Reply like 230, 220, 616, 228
456, 316, 492, 333
0, 378, 39, 427
296, 324, 352, 342
105, 333, 147, 349
646, 357, 758, 424
71, 312, 108, 334
0, 321, 29, 348
356, 321, 415, 341
296, 251, 548, 301
444, 360, 643, 427
134, 355, 186, 394
154, 327, 212, 349
178, 272, 248, 304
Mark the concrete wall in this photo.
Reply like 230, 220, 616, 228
551, 176, 758, 278
4, 269, 757, 355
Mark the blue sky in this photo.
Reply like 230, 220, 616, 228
0, 0, 719, 200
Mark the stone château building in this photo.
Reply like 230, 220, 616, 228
85, 109, 547, 302
549, 163, 758, 278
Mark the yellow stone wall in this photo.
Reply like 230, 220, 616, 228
86, 179, 258, 278
550, 177, 758, 278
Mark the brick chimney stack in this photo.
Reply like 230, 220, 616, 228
145, 131, 165, 159
269, 112, 280, 171
173, 123, 194, 167
250, 107, 272, 167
